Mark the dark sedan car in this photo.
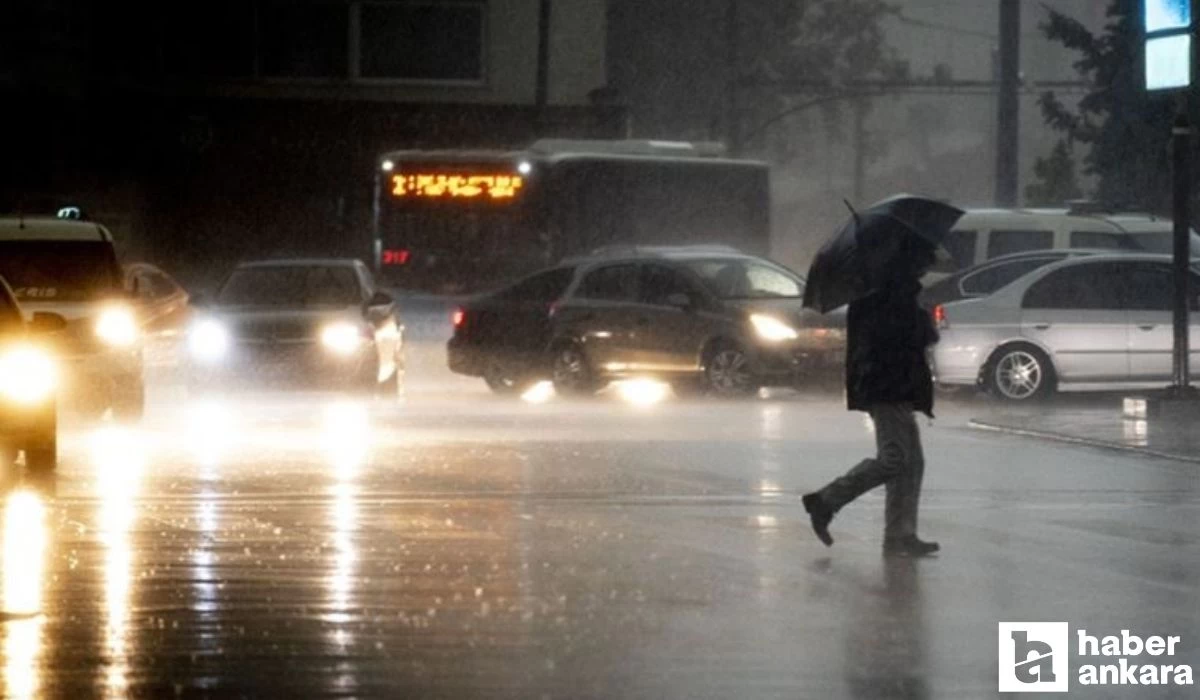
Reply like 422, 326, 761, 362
186, 259, 404, 396
448, 247, 844, 397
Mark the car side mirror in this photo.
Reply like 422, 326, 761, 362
29, 312, 67, 334
666, 292, 693, 310
367, 290, 394, 308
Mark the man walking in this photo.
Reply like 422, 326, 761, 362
802, 239, 940, 557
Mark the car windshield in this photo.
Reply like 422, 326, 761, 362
679, 258, 803, 299
0, 241, 121, 302
217, 265, 361, 307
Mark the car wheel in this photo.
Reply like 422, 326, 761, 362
551, 345, 596, 397
704, 342, 756, 398
985, 344, 1055, 401
24, 410, 58, 472
112, 378, 145, 420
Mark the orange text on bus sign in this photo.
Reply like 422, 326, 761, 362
390, 173, 524, 200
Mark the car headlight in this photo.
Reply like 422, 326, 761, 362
0, 345, 57, 404
95, 306, 138, 347
321, 322, 364, 356
750, 313, 799, 342
189, 320, 230, 362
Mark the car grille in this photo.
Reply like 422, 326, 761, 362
231, 318, 320, 344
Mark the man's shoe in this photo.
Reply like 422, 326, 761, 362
802, 493, 834, 547
883, 536, 940, 557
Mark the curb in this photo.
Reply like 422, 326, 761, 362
966, 419, 1200, 465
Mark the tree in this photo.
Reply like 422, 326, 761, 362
1036, 1, 1181, 212
1025, 140, 1083, 206
737, 0, 900, 149
606, 0, 900, 149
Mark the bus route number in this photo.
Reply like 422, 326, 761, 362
390, 173, 523, 201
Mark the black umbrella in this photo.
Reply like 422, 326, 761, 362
802, 194, 964, 313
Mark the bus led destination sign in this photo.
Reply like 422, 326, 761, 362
390, 172, 524, 201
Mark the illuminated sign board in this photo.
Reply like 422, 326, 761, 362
1146, 0, 1191, 33
1147, 34, 1192, 90
381, 249, 411, 266
389, 172, 524, 201
1144, 0, 1194, 91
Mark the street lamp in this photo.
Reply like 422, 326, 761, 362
1144, 0, 1197, 396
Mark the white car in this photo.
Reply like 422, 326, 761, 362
0, 214, 145, 417
933, 254, 1200, 400
928, 207, 1200, 282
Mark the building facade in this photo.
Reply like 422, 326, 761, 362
4, 0, 618, 282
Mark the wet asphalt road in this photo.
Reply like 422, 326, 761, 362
3, 320, 1200, 698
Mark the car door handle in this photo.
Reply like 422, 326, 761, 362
1137, 324, 1157, 331
1032, 323, 1051, 331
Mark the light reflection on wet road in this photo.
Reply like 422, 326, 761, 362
0, 374, 1198, 698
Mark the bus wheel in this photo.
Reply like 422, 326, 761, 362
551, 345, 596, 397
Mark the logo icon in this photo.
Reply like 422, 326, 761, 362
999, 622, 1069, 692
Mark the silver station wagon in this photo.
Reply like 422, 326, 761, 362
932, 254, 1200, 400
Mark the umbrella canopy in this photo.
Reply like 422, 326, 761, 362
802, 194, 964, 313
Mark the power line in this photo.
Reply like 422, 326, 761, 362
895, 13, 998, 41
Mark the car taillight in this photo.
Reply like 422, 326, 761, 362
547, 301, 560, 318
932, 304, 947, 329
452, 308, 466, 329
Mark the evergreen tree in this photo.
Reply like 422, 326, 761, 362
1025, 140, 1083, 206
1037, 0, 1183, 212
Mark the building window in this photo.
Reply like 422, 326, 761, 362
359, 2, 485, 82
259, 1, 349, 78
158, 1, 486, 84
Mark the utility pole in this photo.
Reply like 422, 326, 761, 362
725, 0, 742, 155
1171, 105, 1192, 393
995, 0, 1020, 206
1140, 0, 1196, 399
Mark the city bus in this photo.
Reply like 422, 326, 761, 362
371, 139, 770, 292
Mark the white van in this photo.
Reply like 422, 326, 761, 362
0, 214, 145, 417
930, 208, 1200, 279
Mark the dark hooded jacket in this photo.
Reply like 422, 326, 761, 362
845, 279, 939, 417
